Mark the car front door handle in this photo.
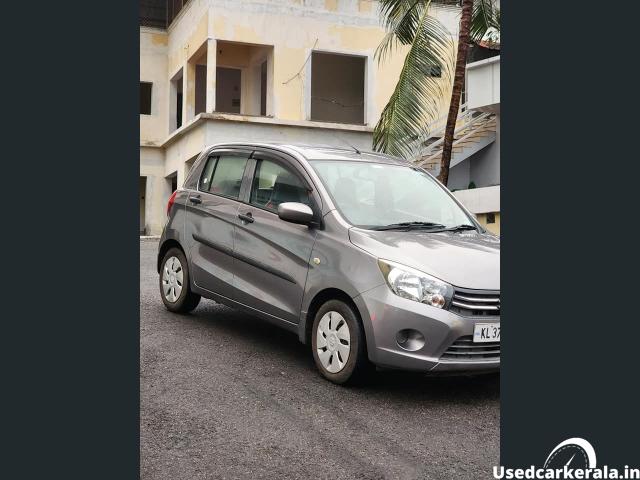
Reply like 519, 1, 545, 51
238, 212, 254, 223
189, 195, 202, 205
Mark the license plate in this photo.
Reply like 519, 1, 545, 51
473, 323, 500, 343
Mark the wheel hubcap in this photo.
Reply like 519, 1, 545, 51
316, 311, 351, 373
162, 256, 183, 303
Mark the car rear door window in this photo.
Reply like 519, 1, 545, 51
250, 159, 310, 212
199, 154, 248, 199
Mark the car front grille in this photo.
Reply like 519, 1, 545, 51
449, 288, 500, 316
441, 336, 500, 360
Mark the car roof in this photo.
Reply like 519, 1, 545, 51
204, 142, 412, 166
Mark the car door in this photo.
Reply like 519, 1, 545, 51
185, 149, 251, 298
232, 151, 320, 324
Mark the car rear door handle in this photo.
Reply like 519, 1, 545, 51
238, 212, 254, 223
189, 195, 202, 205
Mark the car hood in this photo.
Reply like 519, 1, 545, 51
349, 228, 500, 290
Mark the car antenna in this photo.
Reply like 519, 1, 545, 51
331, 134, 361, 154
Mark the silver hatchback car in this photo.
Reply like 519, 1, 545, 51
158, 143, 500, 384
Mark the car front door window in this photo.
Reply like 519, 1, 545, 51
250, 159, 310, 212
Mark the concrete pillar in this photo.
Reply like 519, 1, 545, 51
144, 174, 172, 236
177, 168, 186, 190
266, 48, 274, 116
205, 38, 217, 113
185, 60, 196, 123
181, 62, 189, 126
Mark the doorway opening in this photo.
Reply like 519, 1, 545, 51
170, 69, 183, 132
139, 176, 147, 235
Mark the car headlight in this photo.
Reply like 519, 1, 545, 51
378, 259, 453, 309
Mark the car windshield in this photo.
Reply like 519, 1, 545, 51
309, 160, 475, 230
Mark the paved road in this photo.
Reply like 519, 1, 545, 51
141, 240, 499, 480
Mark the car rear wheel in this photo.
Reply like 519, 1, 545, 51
160, 247, 200, 313
311, 299, 370, 385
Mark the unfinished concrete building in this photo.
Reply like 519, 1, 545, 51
139, 0, 461, 235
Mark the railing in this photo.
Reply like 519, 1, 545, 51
414, 110, 495, 166
421, 102, 469, 141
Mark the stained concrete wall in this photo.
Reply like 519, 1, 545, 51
140, 28, 169, 145
163, 114, 373, 189
165, 0, 460, 126
140, 147, 171, 235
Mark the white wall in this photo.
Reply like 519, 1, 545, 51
467, 56, 500, 113
454, 185, 500, 215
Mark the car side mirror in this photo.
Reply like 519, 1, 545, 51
277, 202, 315, 225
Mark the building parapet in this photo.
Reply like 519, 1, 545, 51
161, 112, 373, 147
454, 185, 500, 215
466, 55, 500, 113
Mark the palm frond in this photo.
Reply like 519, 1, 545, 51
375, 0, 424, 64
470, 0, 500, 43
373, 7, 454, 158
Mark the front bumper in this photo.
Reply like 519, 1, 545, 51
353, 285, 500, 374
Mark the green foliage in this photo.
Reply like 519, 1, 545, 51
373, 0, 500, 158
470, 0, 501, 43
373, 0, 454, 158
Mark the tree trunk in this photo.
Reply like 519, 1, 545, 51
437, 0, 473, 186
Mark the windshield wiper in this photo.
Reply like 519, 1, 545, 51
442, 224, 478, 232
371, 221, 446, 231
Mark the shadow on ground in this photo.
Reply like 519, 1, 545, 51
183, 301, 499, 402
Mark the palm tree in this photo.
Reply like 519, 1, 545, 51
438, 0, 473, 185
373, 0, 455, 159
373, 0, 500, 184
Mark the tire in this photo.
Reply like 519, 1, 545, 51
311, 299, 370, 385
159, 247, 201, 313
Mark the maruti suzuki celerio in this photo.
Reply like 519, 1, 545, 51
158, 143, 500, 384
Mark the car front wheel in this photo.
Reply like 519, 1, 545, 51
311, 299, 370, 385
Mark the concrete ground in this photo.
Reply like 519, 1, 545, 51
141, 240, 500, 480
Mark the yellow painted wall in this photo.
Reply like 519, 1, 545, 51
476, 212, 501, 235
140, 29, 169, 145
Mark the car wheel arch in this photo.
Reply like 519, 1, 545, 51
301, 288, 363, 346
157, 239, 185, 273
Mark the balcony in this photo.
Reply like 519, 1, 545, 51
466, 56, 500, 114
140, 0, 168, 29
